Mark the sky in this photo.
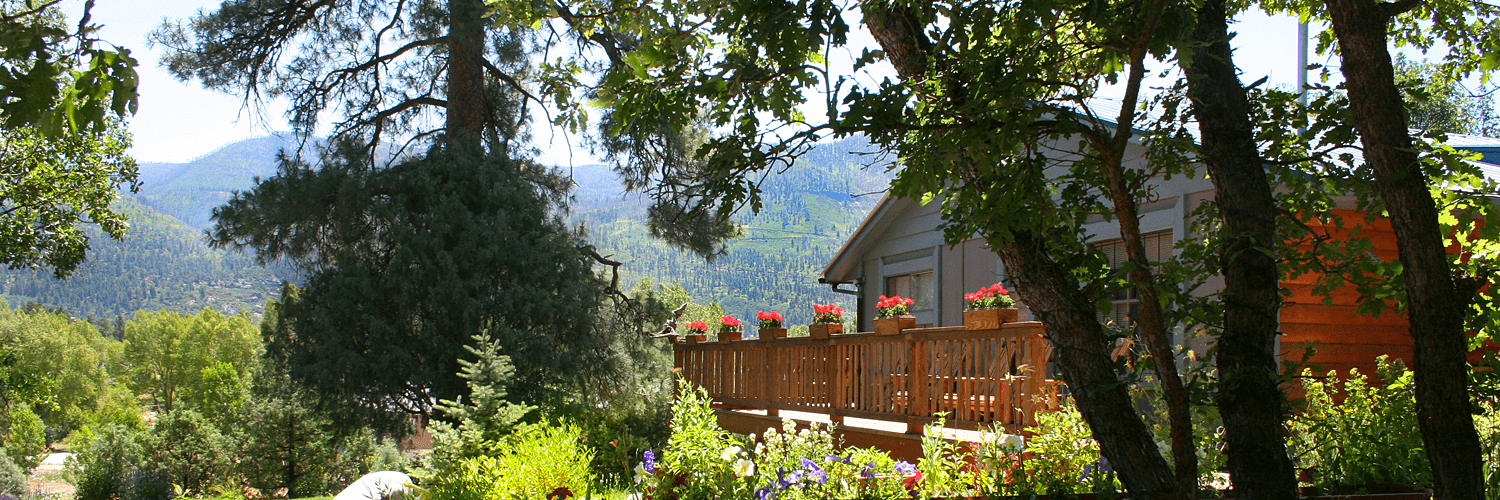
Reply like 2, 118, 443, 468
75, 2, 1331, 165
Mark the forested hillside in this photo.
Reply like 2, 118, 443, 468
136, 134, 307, 229
0, 196, 282, 318
3, 135, 892, 323
571, 137, 893, 325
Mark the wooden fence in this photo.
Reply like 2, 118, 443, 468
673, 321, 1061, 433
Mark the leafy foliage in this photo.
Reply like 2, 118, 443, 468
122, 308, 260, 414
1290, 357, 1430, 491
1395, 57, 1500, 138
427, 421, 596, 500
0, 123, 138, 277
0, 0, 138, 136
0, 0, 140, 277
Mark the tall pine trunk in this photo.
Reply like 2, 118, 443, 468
1180, 1, 1299, 498
862, 4, 1181, 499
446, 0, 487, 150
1322, 1, 1484, 498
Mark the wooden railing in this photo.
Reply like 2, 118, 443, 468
673, 321, 1061, 433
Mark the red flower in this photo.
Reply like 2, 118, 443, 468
720, 315, 740, 327
684, 321, 709, 333
902, 471, 922, 490
547, 486, 573, 500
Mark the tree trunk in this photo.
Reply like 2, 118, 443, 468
997, 230, 1182, 500
1179, 1, 1299, 499
446, 0, 487, 151
860, 5, 1182, 498
1322, 1, 1485, 499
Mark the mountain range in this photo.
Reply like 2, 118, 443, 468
0, 135, 893, 325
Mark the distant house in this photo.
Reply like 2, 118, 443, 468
819, 131, 1500, 377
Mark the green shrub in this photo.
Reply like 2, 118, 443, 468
69, 423, 147, 500
1290, 356, 1430, 491
974, 401, 1118, 498
0, 451, 27, 496
1479, 402, 1500, 500
6, 406, 46, 471
147, 409, 234, 496
636, 378, 748, 500
427, 420, 594, 500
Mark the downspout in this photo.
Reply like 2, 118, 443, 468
820, 277, 862, 331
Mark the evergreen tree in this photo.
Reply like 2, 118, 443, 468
229, 146, 607, 426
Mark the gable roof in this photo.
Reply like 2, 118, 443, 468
821, 195, 909, 283
818, 101, 1500, 281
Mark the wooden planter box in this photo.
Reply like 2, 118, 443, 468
808, 322, 843, 339
964, 307, 1020, 330
717, 330, 742, 343
874, 316, 916, 336
758, 327, 787, 341
684, 334, 706, 345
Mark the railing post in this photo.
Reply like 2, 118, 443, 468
765, 341, 779, 418
1020, 324, 1048, 426
824, 342, 844, 424
906, 337, 927, 434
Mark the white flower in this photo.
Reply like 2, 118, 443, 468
999, 433, 1024, 452
733, 458, 756, 477
633, 463, 647, 484
721, 445, 742, 462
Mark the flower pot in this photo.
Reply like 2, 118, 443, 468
717, 329, 742, 343
964, 307, 1020, 330
874, 316, 916, 336
758, 327, 787, 341
685, 334, 706, 345
808, 322, 843, 339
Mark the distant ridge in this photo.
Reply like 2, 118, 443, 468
2, 134, 894, 321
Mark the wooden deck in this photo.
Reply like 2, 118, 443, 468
673, 321, 1060, 435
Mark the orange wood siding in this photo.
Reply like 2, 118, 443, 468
1278, 210, 1412, 379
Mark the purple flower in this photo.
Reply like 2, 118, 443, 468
800, 459, 827, 484
860, 461, 877, 479
784, 469, 803, 486
754, 486, 776, 500
642, 450, 656, 474
825, 454, 851, 464
893, 461, 917, 475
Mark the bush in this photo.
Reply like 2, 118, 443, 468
427, 420, 594, 500
974, 401, 1119, 498
147, 409, 234, 496
6, 406, 46, 471
0, 451, 27, 497
69, 423, 147, 500
1290, 356, 1430, 491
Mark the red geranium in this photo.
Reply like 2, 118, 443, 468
755, 311, 784, 329
876, 295, 915, 318
683, 321, 709, 334
812, 303, 843, 324
718, 315, 741, 333
964, 283, 1016, 310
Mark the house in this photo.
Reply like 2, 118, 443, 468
818, 130, 1500, 378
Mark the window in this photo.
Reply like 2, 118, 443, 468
885, 271, 934, 312
1093, 230, 1173, 326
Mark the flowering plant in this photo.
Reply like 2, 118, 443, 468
965, 284, 1016, 309
683, 321, 709, 335
755, 311, 783, 329
876, 295, 915, 318
718, 315, 741, 333
811, 303, 843, 324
